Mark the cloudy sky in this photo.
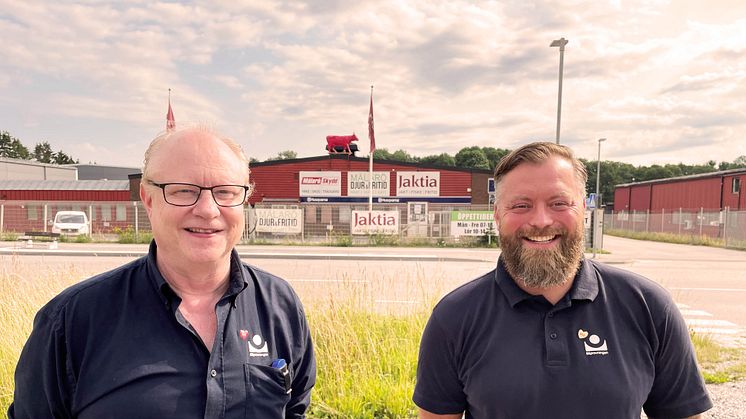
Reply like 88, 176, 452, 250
1, 0, 745, 168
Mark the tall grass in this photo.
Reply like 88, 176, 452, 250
308, 302, 429, 418
0, 257, 80, 411
0, 260, 435, 417
3, 260, 741, 417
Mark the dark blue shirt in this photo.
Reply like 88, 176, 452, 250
9, 242, 315, 419
413, 257, 712, 418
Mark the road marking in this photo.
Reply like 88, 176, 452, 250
677, 305, 745, 347
670, 287, 746, 292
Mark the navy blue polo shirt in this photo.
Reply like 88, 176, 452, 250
9, 242, 315, 419
413, 257, 712, 419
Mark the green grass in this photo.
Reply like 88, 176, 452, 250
2, 263, 743, 417
0, 262, 434, 417
690, 331, 746, 384
308, 306, 428, 418
606, 228, 746, 250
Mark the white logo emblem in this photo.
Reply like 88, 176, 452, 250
577, 328, 609, 356
249, 334, 269, 357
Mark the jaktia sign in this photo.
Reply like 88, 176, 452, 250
350, 210, 399, 235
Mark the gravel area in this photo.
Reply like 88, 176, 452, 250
705, 380, 746, 418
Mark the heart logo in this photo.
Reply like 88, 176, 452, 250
239, 330, 249, 340
577, 329, 589, 339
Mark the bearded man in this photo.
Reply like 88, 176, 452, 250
413, 142, 711, 419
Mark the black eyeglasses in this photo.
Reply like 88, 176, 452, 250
147, 181, 249, 207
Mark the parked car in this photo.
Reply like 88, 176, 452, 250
51, 211, 90, 236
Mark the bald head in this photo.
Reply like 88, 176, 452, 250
142, 126, 250, 182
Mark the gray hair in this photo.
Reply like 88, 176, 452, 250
142, 124, 250, 181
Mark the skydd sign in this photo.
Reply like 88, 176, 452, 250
396, 171, 440, 197
350, 210, 399, 235
347, 171, 390, 197
299, 171, 341, 197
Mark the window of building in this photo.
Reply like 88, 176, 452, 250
101, 204, 112, 221
116, 205, 127, 221
733, 177, 741, 194
320, 206, 332, 224
27, 205, 39, 220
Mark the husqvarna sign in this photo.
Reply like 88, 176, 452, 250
396, 171, 439, 197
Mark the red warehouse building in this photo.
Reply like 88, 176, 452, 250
613, 168, 745, 212
247, 155, 493, 205
0, 180, 136, 233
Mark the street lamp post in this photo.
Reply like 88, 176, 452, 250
550, 37, 569, 144
593, 137, 606, 259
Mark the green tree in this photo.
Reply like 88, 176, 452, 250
481, 147, 511, 171
419, 153, 456, 167
53, 150, 77, 164
33, 141, 54, 163
390, 149, 416, 163
372, 148, 416, 162
266, 150, 297, 161
0, 131, 31, 159
454, 146, 489, 169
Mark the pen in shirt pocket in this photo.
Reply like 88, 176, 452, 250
271, 358, 292, 394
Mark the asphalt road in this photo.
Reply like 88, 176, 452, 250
2, 235, 745, 346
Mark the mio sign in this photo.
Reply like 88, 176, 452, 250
350, 210, 399, 235
347, 171, 390, 197
396, 171, 440, 197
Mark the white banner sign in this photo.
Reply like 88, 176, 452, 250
351, 210, 399, 235
450, 211, 495, 237
299, 171, 341, 197
347, 171, 390, 197
396, 171, 440, 197
255, 208, 303, 234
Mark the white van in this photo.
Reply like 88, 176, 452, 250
51, 211, 90, 236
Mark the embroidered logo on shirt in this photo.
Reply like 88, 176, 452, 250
239, 329, 249, 340
249, 334, 269, 357
577, 328, 608, 356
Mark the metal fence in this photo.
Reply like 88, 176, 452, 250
0, 200, 498, 245
604, 209, 746, 249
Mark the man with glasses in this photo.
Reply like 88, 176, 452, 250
10, 126, 316, 418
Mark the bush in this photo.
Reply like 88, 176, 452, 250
112, 226, 152, 244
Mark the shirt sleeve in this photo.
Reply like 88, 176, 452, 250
8, 304, 74, 419
412, 310, 466, 415
285, 304, 316, 419
642, 302, 713, 418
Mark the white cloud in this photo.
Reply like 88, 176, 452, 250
0, 0, 745, 167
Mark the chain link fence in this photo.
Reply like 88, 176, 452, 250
0, 200, 498, 245
604, 209, 746, 249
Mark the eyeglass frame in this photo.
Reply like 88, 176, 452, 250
145, 180, 250, 207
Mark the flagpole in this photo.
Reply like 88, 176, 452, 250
368, 85, 374, 214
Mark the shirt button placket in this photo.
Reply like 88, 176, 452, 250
545, 311, 568, 366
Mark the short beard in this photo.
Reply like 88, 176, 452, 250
500, 224, 585, 289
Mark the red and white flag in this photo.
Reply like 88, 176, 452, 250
166, 99, 176, 131
368, 90, 375, 153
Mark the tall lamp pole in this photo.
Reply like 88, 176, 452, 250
550, 37, 569, 144
593, 137, 606, 259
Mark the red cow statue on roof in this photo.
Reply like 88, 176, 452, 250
326, 133, 359, 154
